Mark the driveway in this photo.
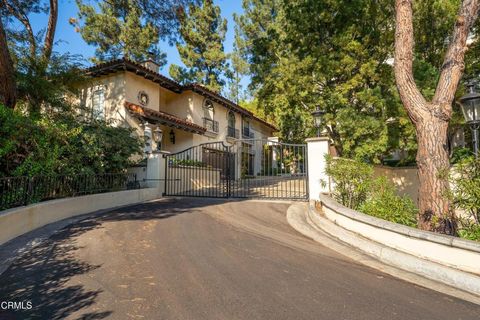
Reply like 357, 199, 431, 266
0, 198, 479, 319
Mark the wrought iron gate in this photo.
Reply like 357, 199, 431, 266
164, 139, 308, 200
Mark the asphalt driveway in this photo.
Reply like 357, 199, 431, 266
0, 198, 479, 319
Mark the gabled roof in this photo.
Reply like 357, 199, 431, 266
125, 102, 206, 134
85, 58, 278, 131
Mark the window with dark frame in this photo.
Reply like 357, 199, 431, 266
92, 88, 105, 120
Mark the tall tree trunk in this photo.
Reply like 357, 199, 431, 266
394, 0, 479, 234
0, 16, 16, 109
416, 114, 454, 233
42, 0, 58, 63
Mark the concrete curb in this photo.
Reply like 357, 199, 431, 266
305, 197, 480, 298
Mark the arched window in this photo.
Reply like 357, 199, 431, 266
228, 111, 236, 128
92, 87, 105, 119
203, 100, 214, 120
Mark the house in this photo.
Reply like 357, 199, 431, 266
77, 58, 282, 190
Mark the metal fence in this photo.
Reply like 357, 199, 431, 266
0, 173, 140, 210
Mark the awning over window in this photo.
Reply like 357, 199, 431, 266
125, 102, 206, 135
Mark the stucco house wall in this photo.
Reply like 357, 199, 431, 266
78, 58, 278, 176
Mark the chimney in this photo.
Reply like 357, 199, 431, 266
142, 51, 160, 73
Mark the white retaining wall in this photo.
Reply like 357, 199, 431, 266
0, 188, 160, 246
312, 195, 480, 296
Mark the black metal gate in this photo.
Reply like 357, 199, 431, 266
164, 139, 308, 200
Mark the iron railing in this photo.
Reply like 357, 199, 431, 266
227, 126, 239, 139
242, 127, 255, 139
203, 118, 219, 133
0, 173, 140, 210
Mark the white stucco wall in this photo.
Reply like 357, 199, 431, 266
78, 73, 126, 125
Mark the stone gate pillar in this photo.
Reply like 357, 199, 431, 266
306, 137, 331, 201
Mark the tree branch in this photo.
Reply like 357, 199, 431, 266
2, 0, 36, 57
0, 15, 16, 108
394, 0, 427, 123
42, 0, 58, 62
433, 0, 480, 110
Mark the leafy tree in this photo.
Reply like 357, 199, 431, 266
237, 0, 410, 157
236, 0, 472, 164
72, 0, 164, 64
0, 104, 143, 177
0, 0, 58, 109
169, 0, 229, 93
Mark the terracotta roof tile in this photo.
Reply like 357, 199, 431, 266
125, 102, 206, 134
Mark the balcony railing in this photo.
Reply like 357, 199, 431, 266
242, 127, 255, 139
227, 126, 239, 139
203, 118, 219, 133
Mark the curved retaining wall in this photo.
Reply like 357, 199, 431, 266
312, 194, 480, 296
0, 188, 160, 246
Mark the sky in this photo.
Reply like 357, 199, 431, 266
27, 0, 245, 80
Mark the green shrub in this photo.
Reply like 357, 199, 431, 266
458, 221, 480, 241
325, 156, 374, 210
444, 156, 480, 241
359, 177, 417, 227
172, 159, 206, 167
0, 104, 143, 177
450, 147, 474, 164
325, 156, 418, 227
446, 156, 480, 224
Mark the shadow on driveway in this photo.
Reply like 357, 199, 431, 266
0, 197, 233, 319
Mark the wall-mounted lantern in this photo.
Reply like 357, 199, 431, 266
169, 129, 176, 144
153, 127, 163, 151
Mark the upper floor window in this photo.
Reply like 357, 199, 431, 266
242, 117, 250, 131
203, 100, 214, 120
92, 88, 105, 119
228, 111, 236, 128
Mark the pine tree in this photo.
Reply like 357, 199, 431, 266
169, 0, 229, 93
226, 20, 249, 104
73, 0, 165, 64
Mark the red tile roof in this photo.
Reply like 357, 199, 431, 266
85, 58, 278, 131
125, 102, 206, 134
86, 57, 182, 93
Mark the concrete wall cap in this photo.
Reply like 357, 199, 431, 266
319, 194, 480, 253
305, 137, 329, 142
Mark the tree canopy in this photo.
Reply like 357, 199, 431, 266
234, 0, 476, 163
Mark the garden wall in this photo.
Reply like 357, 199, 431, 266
373, 165, 419, 203
0, 187, 160, 246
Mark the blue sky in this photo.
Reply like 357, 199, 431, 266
28, 0, 244, 79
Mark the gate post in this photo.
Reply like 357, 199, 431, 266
146, 150, 169, 196
306, 137, 330, 201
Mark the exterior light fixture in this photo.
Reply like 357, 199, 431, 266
169, 129, 176, 144
153, 127, 163, 151
311, 106, 325, 137
459, 83, 480, 158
